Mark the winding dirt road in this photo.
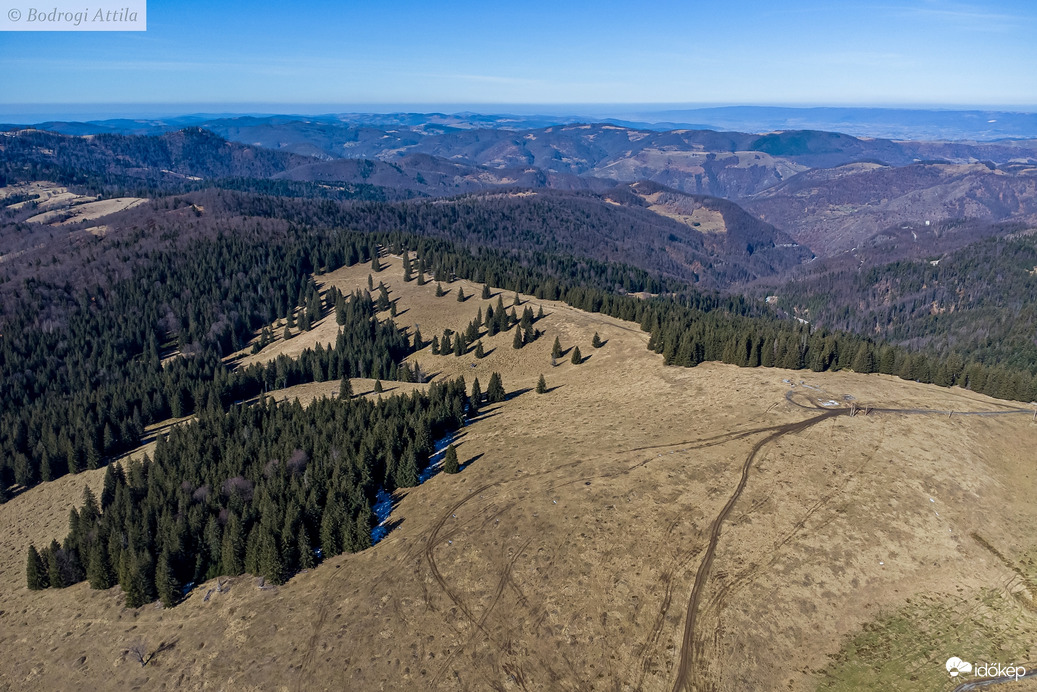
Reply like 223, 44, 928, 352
669, 391, 1036, 692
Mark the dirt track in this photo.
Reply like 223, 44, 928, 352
670, 391, 1037, 692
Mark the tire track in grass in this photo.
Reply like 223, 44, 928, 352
670, 408, 845, 692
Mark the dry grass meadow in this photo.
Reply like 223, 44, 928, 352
3, 254, 1037, 691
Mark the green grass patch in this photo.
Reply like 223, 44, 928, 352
816, 588, 1037, 691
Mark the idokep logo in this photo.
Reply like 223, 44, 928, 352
946, 657, 972, 677
945, 656, 1028, 681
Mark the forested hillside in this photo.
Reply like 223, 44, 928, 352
770, 230, 1037, 373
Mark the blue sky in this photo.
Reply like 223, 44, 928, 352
2, 0, 1035, 118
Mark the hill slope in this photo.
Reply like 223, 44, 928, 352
2, 256, 1037, 691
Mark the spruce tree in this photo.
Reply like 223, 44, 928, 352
416, 259, 427, 285
486, 372, 506, 403
26, 545, 48, 590
474, 341, 485, 358
551, 337, 562, 359
87, 541, 115, 590
592, 332, 603, 348
852, 344, 876, 374
297, 525, 315, 569
244, 525, 261, 575
453, 333, 464, 356
413, 327, 423, 350
258, 528, 286, 585
120, 548, 150, 607
402, 251, 413, 281
571, 346, 583, 364
457, 287, 466, 302
283, 326, 292, 341
319, 503, 343, 558
374, 379, 384, 393
481, 284, 491, 299
47, 539, 66, 589
470, 378, 482, 409
537, 305, 545, 320
339, 377, 353, 399
435, 283, 446, 297
352, 512, 372, 551
222, 513, 245, 575
536, 374, 547, 394
371, 253, 381, 272
513, 293, 521, 306
431, 335, 440, 355
155, 550, 179, 608
443, 444, 460, 474
513, 328, 524, 350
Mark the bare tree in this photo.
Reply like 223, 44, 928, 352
126, 639, 149, 667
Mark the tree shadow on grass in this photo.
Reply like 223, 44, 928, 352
460, 452, 484, 471
506, 387, 532, 400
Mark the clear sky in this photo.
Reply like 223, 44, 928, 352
2, 0, 1036, 118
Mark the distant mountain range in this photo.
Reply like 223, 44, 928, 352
8, 105, 1037, 141
5, 117, 1037, 261
4, 112, 1037, 366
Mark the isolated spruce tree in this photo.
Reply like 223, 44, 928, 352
443, 444, 460, 474
592, 332, 603, 348
26, 545, 48, 590
435, 282, 446, 297
371, 253, 381, 272
537, 305, 545, 320
474, 340, 485, 358
536, 374, 547, 394
513, 328, 524, 350
457, 287, 466, 302
416, 258, 427, 285
513, 293, 521, 306
571, 346, 582, 364
481, 284, 491, 299
551, 337, 563, 359
431, 335, 441, 355
283, 326, 292, 341
339, 377, 353, 399
453, 333, 464, 356
486, 372, 506, 403
373, 379, 384, 394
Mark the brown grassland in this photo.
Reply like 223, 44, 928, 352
3, 255, 1037, 691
